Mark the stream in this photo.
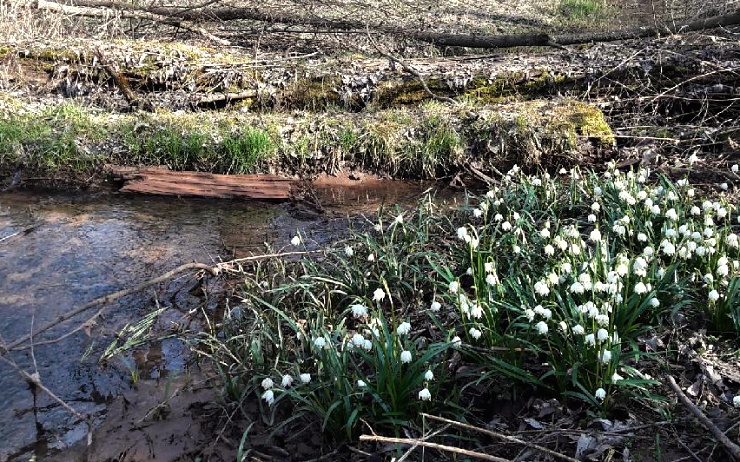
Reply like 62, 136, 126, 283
0, 180, 451, 461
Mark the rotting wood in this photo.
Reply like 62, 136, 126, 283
111, 167, 295, 200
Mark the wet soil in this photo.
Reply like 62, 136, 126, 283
0, 178, 452, 462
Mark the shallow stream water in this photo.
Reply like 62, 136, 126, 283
0, 181, 452, 461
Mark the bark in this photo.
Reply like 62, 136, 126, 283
22, 0, 740, 50
111, 168, 295, 200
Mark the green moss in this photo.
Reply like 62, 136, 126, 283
563, 102, 615, 147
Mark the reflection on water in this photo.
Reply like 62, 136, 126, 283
0, 180, 453, 461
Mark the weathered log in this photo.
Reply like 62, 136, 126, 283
111, 168, 295, 200
54, 0, 740, 50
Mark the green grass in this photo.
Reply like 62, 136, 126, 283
190, 163, 740, 445
558, 0, 607, 20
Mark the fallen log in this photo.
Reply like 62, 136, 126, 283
111, 167, 295, 200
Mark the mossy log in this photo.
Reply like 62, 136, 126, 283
111, 167, 295, 200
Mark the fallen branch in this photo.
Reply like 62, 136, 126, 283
666, 375, 740, 460
2, 262, 219, 354
33, 0, 230, 45
421, 414, 578, 462
358, 434, 513, 462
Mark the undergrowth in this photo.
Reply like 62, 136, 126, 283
194, 163, 740, 444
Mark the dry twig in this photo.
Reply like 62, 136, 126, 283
421, 413, 579, 462
666, 375, 740, 460
359, 434, 512, 462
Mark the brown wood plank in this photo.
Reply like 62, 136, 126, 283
111, 167, 294, 200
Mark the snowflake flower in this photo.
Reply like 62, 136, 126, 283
352, 333, 366, 347
597, 328, 609, 342
573, 324, 585, 335
534, 280, 550, 297
425, 370, 434, 381
299, 373, 311, 383
373, 288, 386, 302
282, 375, 293, 388
595, 388, 606, 400
262, 377, 274, 390
419, 388, 432, 401
709, 290, 720, 302
430, 301, 441, 312
469, 327, 482, 340
449, 281, 459, 294
262, 390, 275, 405
611, 372, 624, 384
313, 337, 327, 348
351, 304, 368, 318
600, 350, 612, 364
344, 245, 354, 257
357, 380, 367, 387
396, 322, 411, 336
535, 321, 549, 335
400, 350, 412, 363
291, 235, 301, 246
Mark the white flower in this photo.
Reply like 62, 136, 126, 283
262, 389, 275, 405
394, 213, 404, 224
373, 288, 386, 302
691, 206, 701, 215
344, 245, 354, 257
588, 214, 597, 223
449, 281, 459, 294
534, 280, 550, 297
734, 395, 740, 407
634, 282, 648, 294
649, 297, 660, 307
363, 339, 372, 351
637, 232, 647, 242
720, 183, 729, 191
709, 289, 720, 302
351, 304, 368, 318
486, 274, 498, 286
367, 253, 375, 262
262, 377, 274, 390
585, 333, 596, 346
291, 235, 301, 246
418, 388, 432, 401
590, 229, 602, 242
544, 244, 555, 256
396, 322, 411, 336
595, 388, 607, 400
457, 227, 468, 240
352, 333, 366, 347
573, 324, 585, 335
732, 164, 739, 173
313, 337, 327, 348
600, 350, 612, 364
591, 202, 601, 212
281, 375, 293, 388
451, 336, 462, 347
540, 228, 550, 238
425, 370, 434, 381
535, 321, 548, 335
430, 300, 441, 312
357, 379, 367, 387
400, 350, 412, 363
469, 327, 482, 339
665, 208, 678, 221
611, 372, 624, 383
299, 373, 311, 383
501, 221, 512, 231
570, 282, 585, 294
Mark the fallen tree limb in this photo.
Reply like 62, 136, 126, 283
51, 1, 740, 50
666, 375, 740, 460
33, 0, 230, 45
1, 262, 219, 354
